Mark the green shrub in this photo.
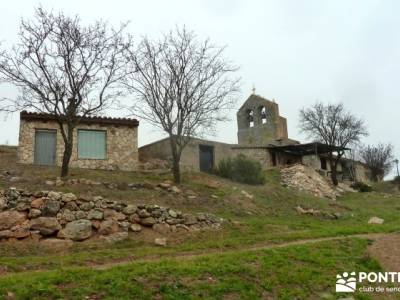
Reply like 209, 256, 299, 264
393, 176, 400, 185
351, 181, 373, 192
215, 154, 265, 185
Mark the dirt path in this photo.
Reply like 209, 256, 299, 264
0, 232, 391, 278
368, 233, 400, 272
93, 232, 387, 270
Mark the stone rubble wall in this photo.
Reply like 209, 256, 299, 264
281, 164, 355, 200
0, 188, 222, 243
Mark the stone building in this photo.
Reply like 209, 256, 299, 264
18, 111, 139, 171
139, 94, 372, 182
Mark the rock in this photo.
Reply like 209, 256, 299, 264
138, 209, 151, 218
151, 209, 162, 218
140, 217, 156, 226
130, 223, 142, 232
154, 237, 167, 246
166, 218, 182, 225
123, 205, 137, 215
183, 214, 198, 225
153, 223, 171, 234
100, 232, 128, 243
281, 164, 338, 199
64, 201, 79, 211
74, 210, 87, 220
9, 176, 22, 183
40, 238, 73, 249
241, 190, 254, 199
15, 201, 30, 212
129, 213, 141, 223
55, 177, 64, 187
98, 219, 119, 235
168, 209, 178, 218
28, 209, 42, 218
79, 202, 94, 211
169, 186, 181, 193
60, 209, 76, 222
0, 197, 7, 211
31, 198, 44, 209
158, 182, 171, 189
91, 220, 101, 229
29, 230, 42, 241
92, 196, 103, 202
196, 213, 206, 222
42, 199, 61, 216
368, 217, 384, 225
30, 217, 61, 235
10, 222, 30, 238
113, 211, 126, 221
0, 211, 26, 230
119, 221, 130, 231
45, 180, 55, 186
87, 209, 103, 220
0, 230, 12, 239
5, 291, 15, 300
58, 219, 92, 241
62, 193, 77, 202
176, 224, 190, 231
47, 191, 62, 201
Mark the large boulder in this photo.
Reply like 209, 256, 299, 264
0, 211, 27, 230
58, 219, 92, 241
30, 217, 61, 235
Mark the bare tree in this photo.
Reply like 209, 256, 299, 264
124, 27, 240, 183
299, 103, 368, 185
0, 8, 132, 177
360, 143, 394, 181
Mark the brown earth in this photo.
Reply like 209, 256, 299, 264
368, 233, 400, 272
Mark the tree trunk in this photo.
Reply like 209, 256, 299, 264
172, 157, 181, 184
60, 123, 74, 178
330, 161, 339, 186
169, 136, 181, 184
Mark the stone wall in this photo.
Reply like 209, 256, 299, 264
0, 187, 222, 243
18, 119, 138, 171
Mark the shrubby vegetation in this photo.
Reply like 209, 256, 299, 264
351, 181, 373, 193
215, 154, 265, 185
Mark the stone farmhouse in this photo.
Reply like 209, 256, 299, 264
140, 94, 372, 182
16, 94, 371, 182
18, 111, 139, 171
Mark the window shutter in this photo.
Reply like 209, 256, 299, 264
78, 130, 106, 159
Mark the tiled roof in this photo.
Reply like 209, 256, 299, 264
20, 111, 139, 127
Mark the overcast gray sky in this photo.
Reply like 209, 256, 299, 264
1, 0, 399, 177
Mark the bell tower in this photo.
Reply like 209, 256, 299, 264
237, 94, 288, 146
